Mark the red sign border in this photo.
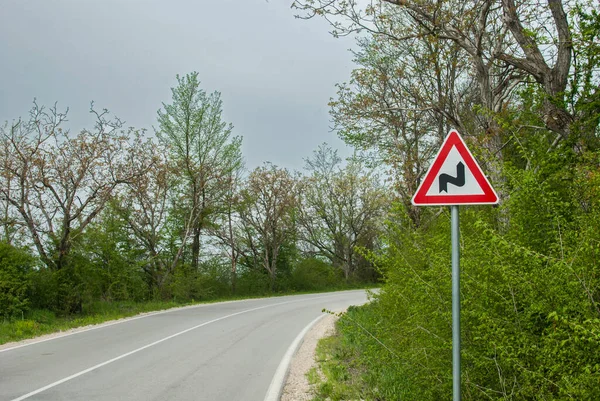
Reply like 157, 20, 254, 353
412, 130, 499, 206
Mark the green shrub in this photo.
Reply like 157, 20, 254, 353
28, 267, 60, 312
0, 242, 35, 319
290, 257, 341, 291
316, 149, 600, 400
13, 320, 38, 337
168, 259, 231, 302
235, 268, 271, 296
26, 309, 57, 325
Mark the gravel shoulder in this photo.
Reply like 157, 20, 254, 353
280, 313, 339, 401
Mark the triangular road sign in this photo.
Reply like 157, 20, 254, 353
412, 130, 498, 206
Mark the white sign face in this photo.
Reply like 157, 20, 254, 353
424, 146, 485, 197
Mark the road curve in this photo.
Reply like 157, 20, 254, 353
0, 290, 370, 401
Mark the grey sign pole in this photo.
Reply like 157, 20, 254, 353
451, 205, 461, 401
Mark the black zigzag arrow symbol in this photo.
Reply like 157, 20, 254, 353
439, 162, 465, 193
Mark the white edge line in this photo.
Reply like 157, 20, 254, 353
9, 301, 292, 401
263, 313, 327, 401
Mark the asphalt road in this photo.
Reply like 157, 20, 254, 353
0, 290, 370, 401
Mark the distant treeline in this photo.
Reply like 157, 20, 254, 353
0, 73, 388, 318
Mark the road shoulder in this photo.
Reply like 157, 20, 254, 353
280, 313, 338, 401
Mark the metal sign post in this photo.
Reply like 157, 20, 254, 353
412, 130, 499, 401
451, 205, 460, 401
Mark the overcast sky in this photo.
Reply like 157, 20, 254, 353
0, 0, 356, 171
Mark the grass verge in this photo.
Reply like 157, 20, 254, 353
0, 300, 185, 345
308, 319, 366, 400
308, 303, 406, 401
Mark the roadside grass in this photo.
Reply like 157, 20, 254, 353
0, 300, 184, 345
309, 304, 407, 401
0, 286, 377, 346
308, 327, 365, 401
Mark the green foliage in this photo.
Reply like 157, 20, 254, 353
0, 75, 381, 345
0, 300, 181, 345
297, 2, 600, 399
315, 146, 600, 400
291, 258, 342, 291
27, 267, 59, 312
72, 208, 148, 303
298, 150, 388, 282
29, 263, 88, 316
24, 206, 150, 315
0, 242, 35, 318
156, 71, 243, 271
311, 305, 409, 401
168, 259, 231, 302
310, 334, 363, 401
235, 268, 272, 296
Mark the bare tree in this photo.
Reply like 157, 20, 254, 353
0, 102, 151, 271
113, 137, 195, 293
207, 152, 245, 293
328, 24, 470, 223
294, 0, 597, 150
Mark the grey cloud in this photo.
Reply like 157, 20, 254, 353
0, 0, 355, 170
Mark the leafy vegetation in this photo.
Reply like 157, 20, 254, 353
293, 0, 600, 400
0, 242, 34, 319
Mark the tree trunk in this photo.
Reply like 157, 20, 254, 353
269, 246, 279, 292
191, 227, 200, 271
231, 251, 237, 294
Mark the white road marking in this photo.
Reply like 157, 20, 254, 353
8, 295, 339, 401
263, 313, 326, 401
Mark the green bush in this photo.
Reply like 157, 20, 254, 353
0, 242, 35, 319
317, 149, 600, 400
290, 257, 342, 291
235, 268, 271, 296
70, 211, 149, 304
26, 309, 57, 325
168, 259, 231, 302
28, 267, 60, 312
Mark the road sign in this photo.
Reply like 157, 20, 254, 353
412, 130, 498, 206
411, 129, 499, 401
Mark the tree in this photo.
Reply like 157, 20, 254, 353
291, 2, 600, 399
294, 0, 511, 221
238, 164, 297, 290
0, 102, 149, 271
72, 203, 147, 303
294, 0, 600, 151
329, 28, 468, 224
208, 157, 245, 293
298, 144, 388, 280
113, 137, 188, 294
0, 242, 35, 318
157, 72, 243, 271
0, 102, 150, 312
